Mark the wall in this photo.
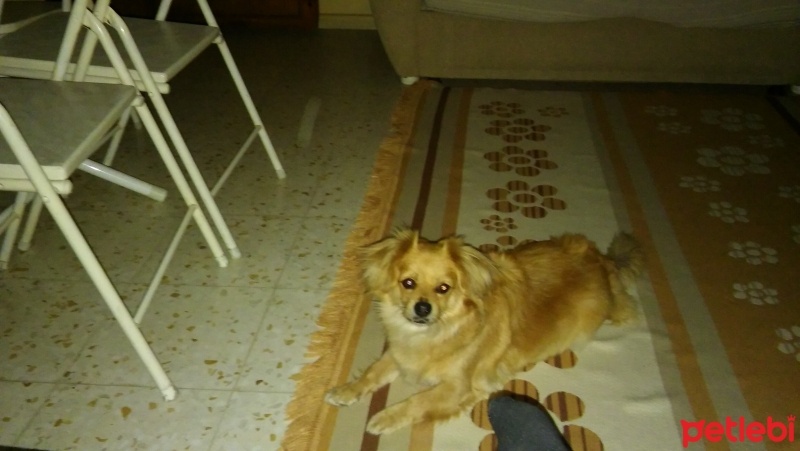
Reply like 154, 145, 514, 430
319, 0, 375, 29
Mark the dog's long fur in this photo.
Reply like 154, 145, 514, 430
325, 229, 644, 435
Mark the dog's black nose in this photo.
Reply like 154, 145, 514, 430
414, 300, 432, 317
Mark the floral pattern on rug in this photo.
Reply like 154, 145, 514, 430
700, 107, 765, 131
486, 181, 566, 218
471, 97, 603, 450
732, 281, 779, 306
478, 101, 525, 118
484, 146, 558, 177
479, 215, 518, 233
485, 118, 552, 143
776, 326, 800, 363
622, 92, 800, 445
468, 350, 603, 451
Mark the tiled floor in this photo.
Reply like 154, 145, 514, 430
0, 26, 401, 450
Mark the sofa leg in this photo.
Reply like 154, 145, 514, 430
401, 76, 420, 86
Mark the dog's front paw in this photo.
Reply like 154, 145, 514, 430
324, 383, 363, 407
366, 405, 413, 435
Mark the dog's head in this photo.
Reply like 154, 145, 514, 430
361, 229, 496, 328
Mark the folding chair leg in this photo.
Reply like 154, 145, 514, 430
0, 204, 21, 261
133, 100, 230, 268
211, 125, 259, 195
18, 193, 44, 252
134, 204, 196, 324
156, 0, 286, 184
0, 192, 29, 268
0, 210, 15, 266
45, 189, 177, 400
215, 38, 286, 180
101, 103, 133, 166
146, 90, 242, 260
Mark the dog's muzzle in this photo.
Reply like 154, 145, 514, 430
410, 299, 432, 324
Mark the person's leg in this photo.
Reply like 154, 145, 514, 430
488, 395, 572, 451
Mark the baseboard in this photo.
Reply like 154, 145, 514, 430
318, 14, 376, 30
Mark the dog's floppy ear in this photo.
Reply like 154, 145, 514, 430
360, 228, 417, 294
445, 237, 497, 303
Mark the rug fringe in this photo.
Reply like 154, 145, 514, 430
280, 80, 434, 451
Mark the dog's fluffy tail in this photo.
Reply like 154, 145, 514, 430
605, 232, 645, 324
606, 232, 645, 285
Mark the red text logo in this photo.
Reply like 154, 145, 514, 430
681, 415, 795, 448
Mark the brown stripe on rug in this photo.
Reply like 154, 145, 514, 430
282, 82, 800, 451
411, 86, 451, 229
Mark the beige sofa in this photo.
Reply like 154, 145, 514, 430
370, 0, 800, 86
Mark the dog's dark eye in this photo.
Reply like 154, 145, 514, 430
401, 278, 416, 289
435, 284, 451, 294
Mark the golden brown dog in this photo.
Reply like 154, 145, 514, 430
325, 228, 643, 435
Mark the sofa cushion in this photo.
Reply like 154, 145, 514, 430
423, 0, 800, 28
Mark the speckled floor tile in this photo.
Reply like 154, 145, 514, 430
0, 279, 109, 382
15, 384, 230, 450
213, 150, 323, 217
65, 286, 272, 390
237, 289, 322, 393
307, 158, 375, 219
0, 382, 56, 443
210, 391, 291, 451
277, 216, 354, 290
137, 215, 304, 288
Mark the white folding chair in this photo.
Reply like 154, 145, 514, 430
0, 79, 180, 399
0, 1, 250, 399
2, 2, 230, 319
0, 0, 287, 263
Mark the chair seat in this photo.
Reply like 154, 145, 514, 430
0, 78, 137, 180
0, 11, 219, 84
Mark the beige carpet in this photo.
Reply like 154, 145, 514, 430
282, 81, 800, 450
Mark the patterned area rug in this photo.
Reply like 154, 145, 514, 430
282, 81, 800, 450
